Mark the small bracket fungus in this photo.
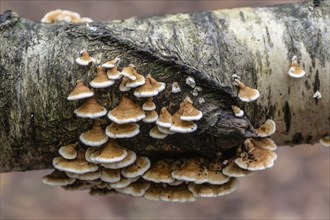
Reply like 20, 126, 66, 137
115, 180, 151, 197
107, 96, 145, 124
42, 170, 76, 186
100, 168, 121, 183
142, 110, 159, 123
121, 64, 137, 80
288, 55, 306, 78
171, 158, 208, 183
234, 79, 260, 102
319, 136, 330, 147
234, 139, 277, 171
121, 157, 151, 178
76, 170, 101, 181
255, 119, 276, 137
179, 97, 203, 121
249, 138, 277, 151
313, 91, 322, 99
159, 185, 196, 202
53, 152, 99, 174
142, 97, 156, 111
222, 162, 254, 178
143, 160, 175, 184
76, 50, 96, 66
74, 96, 107, 119
157, 126, 176, 135
67, 80, 94, 101
149, 126, 168, 139
148, 74, 166, 93
105, 122, 140, 139
231, 105, 244, 117
79, 121, 108, 147
107, 67, 122, 80
126, 71, 146, 89
170, 111, 197, 133
119, 78, 131, 92
102, 57, 121, 69
88, 141, 127, 163
59, 143, 78, 160
171, 82, 181, 93
134, 77, 158, 98
109, 176, 139, 189
41, 9, 92, 24
188, 178, 239, 198
90, 66, 115, 88
186, 76, 196, 88
156, 107, 173, 128
101, 150, 137, 169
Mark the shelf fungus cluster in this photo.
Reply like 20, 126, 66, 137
41, 9, 93, 24
43, 50, 279, 202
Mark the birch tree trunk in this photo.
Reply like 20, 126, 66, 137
0, 1, 329, 172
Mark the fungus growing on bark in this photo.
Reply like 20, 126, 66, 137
52, 151, 99, 174
74, 96, 107, 119
186, 76, 196, 88
76, 170, 101, 181
319, 136, 330, 147
234, 139, 277, 171
115, 180, 151, 197
109, 176, 139, 189
143, 159, 174, 183
157, 126, 175, 135
149, 126, 168, 139
41, 9, 92, 23
100, 168, 121, 183
156, 107, 172, 128
179, 97, 203, 121
58, 143, 78, 160
249, 138, 277, 151
255, 119, 276, 137
76, 50, 96, 66
313, 91, 322, 99
102, 57, 121, 69
107, 96, 145, 124
121, 157, 151, 178
105, 122, 140, 139
170, 110, 197, 133
107, 67, 122, 80
121, 64, 137, 80
288, 55, 306, 78
231, 105, 244, 117
234, 79, 260, 102
119, 78, 131, 92
142, 97, 156, 111
42, 170, 76, 186
147, 74, 166, 92
79, 121, 108, 147
125, 70, 145, 88
188, 178, 239, 198
171, 158, 208, 183
171, 82, 181, 93
134, 77, 158, 97
90, 66, 115, 88
101, 150, 137, 169
88, 141, 127, 163
222, 161, 254, 177
142, 110, 158, 123
67, 80, 94, 101
160, 185, 196, 202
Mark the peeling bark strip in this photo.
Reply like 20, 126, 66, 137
0, 1, 329, 172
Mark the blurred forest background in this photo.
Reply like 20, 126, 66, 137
0, 0, 329, 219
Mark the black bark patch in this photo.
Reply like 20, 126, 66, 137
284, 101, 291, 134
239, 11, 245, 22
292, 132, 303, 144
313, 70, 320, 104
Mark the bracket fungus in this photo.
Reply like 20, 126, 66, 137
58, 143, 78, 160
231, 105, 244, 117
319, 136, 330, 147
107, 96, 145, 124
41, 9, 93, 24
79, 121, 108, 147
76, 50, 96, 66
255, 119, 276, 137
105, 122, 140, 139
43, 51, 280, 202
102, 57, 121, 69
74, 96, 107, 119
288, 55, 306, 78
67, 80, 94, 101
234, 79, 260, 102
90, 66, 115, 88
